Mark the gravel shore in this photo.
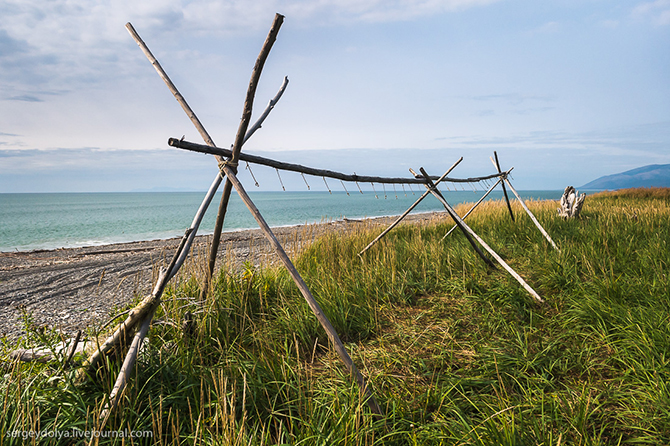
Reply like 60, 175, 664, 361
0, 213, 444, 343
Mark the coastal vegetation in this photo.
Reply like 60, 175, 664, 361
1, 188, 669, 445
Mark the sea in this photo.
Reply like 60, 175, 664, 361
0, 190, 561, 252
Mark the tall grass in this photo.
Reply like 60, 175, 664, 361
1, 189, 668, 445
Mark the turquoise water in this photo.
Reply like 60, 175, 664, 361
0, 190, 561, 252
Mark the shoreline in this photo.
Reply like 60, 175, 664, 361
0, 212, 446, 342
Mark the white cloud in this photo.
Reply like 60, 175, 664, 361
0, 0, 500, 100
632, 0, 670, 25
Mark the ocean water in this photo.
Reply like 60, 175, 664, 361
0, 190, 561, 252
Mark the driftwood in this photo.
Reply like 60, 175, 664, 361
219, 163, 383, 416
99, 306, 156, 422
169, 138, 507, 186
417, 167, 544, 303
205, 13, 285, 299
10, 330, 83, 365
558, 186, 585, 218
358, 157, 463, 256
78, 228, 190, 383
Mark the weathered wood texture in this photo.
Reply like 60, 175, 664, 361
204, 14, 285, 299
418, 168, 544, 303
169, 138, 507, 185
558, 186, 585, 219
220, 163, 383, 416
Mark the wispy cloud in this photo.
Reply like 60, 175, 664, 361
5, 95, 43, 102
632, 0, 670, 25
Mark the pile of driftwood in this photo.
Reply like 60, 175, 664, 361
11, 13, 566, 426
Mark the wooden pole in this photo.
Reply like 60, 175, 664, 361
127, 21, 289, 285
79, 229, 192, 381
441, 175, 505, 240
99, 306, 156, 422
125, 22, 219, 155
203, 13, 285, 299
358, 157, 463, 256
493, 151, 515, 222
168, 138, 506, 185
417, 168, 544, 303
503, 178, 559, 251
219, 163, 383, 416
414, 168, 497, 269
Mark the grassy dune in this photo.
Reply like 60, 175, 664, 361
1, 188, 669, 445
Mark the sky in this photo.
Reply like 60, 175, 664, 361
0, 0, 668, 192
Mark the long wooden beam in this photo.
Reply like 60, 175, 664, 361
219, 163, 384, 416
204, 14, 285, 297
418, 168, 544, 303
168, 138, 506, 185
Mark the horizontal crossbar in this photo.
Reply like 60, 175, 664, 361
168, 138, 507, 185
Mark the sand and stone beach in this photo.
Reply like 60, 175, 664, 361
0, 213, 444, 342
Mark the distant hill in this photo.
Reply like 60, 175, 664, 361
581, 164, 670, 190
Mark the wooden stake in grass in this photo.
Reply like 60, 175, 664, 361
417, 167, 544, 303
488, 154, 559, 251
505, 178, 559, 251
413, 167, 497, 269
493, 151, 515, 222
219, 162, 384, 417
358, 157, 463, 257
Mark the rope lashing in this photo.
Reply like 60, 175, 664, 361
218, 159, 239, 172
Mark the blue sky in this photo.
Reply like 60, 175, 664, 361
1, 0, 668, 192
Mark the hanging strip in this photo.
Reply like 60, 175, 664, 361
323, 176, 332, 194
301, 172, 310, 190
275, 168, 285, 191
246, 161, 260, 187
393, 184, 398, 199
408, 183, 415, 195
402, 183, 407, 197
371, 183, 379, 199
382, 183, 387, 199
340, 180, 350, 196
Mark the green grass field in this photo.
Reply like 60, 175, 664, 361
1, 188, 669, 445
